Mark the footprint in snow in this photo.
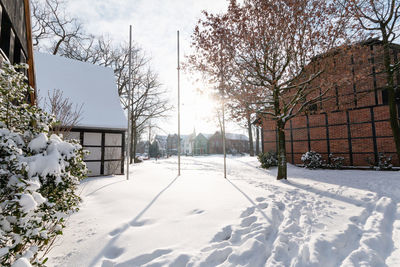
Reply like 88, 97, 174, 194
200, 247, 233, 267
275, 201, 285, 211
104, 246, 125, 259
240, 207, 255, 218
190, 209, 205, 215
170, 254, 191, 267
256, 197, 266, 202
240, 216, 257, 227
211, 226, 232, 242
258, 203, 268, 209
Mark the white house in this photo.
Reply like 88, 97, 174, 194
181, 131, 196, 155
35, 52, 127, 176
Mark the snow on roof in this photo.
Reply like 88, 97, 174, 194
225, 133, 249, 141
34, 52, 127, 130
213, 132, 249, 141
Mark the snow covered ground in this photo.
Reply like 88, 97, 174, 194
46, 155, 400, 267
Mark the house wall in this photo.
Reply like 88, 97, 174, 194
167, 134, 179, 155
229, 139, 250, 154
262, 41, 400, 166
0, 0, 35, 99
209, 133, 250, 154
208, 134, 223, 154
65, 128, 125, 176
194, 135, 209, 155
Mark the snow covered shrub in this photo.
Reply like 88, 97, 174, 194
301, 151, 323, 169
377, 153, 393, 170
0, 62, 87, 266
367, 153, 393, 170
258, 152, 278, 169
328, 154, 344, 169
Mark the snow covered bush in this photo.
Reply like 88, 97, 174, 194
328, 154, 345, 169
377, 153, 393, 170
367, 153, 393, 170
258, 152, 278, 169
301, 151, 323, 169
0, 62, 87, 266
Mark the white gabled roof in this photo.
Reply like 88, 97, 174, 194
34, 52, 127, 130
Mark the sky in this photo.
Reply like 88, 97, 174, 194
66, 0, 248, 137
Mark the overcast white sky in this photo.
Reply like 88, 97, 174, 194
66, 0, 248, 137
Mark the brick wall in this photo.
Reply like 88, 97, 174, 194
261, 41, 400, 167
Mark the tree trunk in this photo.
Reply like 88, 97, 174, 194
382, 38, 400, 164
247, 112, 254, 156
277, 121, 287, 180
256, 127, 260, 155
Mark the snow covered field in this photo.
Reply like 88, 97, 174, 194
46, 156, 400, 267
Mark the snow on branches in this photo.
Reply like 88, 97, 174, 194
0, 62, 87, 266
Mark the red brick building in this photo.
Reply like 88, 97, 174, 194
261, 40, 400, 167
208, 132, 249, 154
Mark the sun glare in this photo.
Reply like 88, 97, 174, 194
181, 88, 220, 134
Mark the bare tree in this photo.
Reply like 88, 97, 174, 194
31, 1, 171, 161
122, 68, 172, 163
342, 0, 400, 164
190, 0, 350, 179
44, 88, 83, 135
31, 0, 86, 55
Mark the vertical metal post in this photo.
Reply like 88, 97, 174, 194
177, 30, 181, 176
222, 96, 227, 178
220, 35, 227, 179
126, 25, 132, 180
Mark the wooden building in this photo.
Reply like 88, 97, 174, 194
35, 52, 127, 176
261, 40, 400, 167
0, 0, 35, 100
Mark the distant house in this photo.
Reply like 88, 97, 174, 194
181, 131, 196, 155
209, 132, 249, 154
167, 134, 179, 155
136, 141, 150, 155
194, 133, 212, 155
35, 52, 127, 176
154, 135, 167, 157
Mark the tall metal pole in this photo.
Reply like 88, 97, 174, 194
126, 25, 132, 180
177, 30, 181, 176
220, 35, 227, 179
222, 94, 227, 179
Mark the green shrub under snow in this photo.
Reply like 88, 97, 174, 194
301, 151, 345, 169
0, 62, 87, 266
301, 151, 323, 169
258, 152, 278, 169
